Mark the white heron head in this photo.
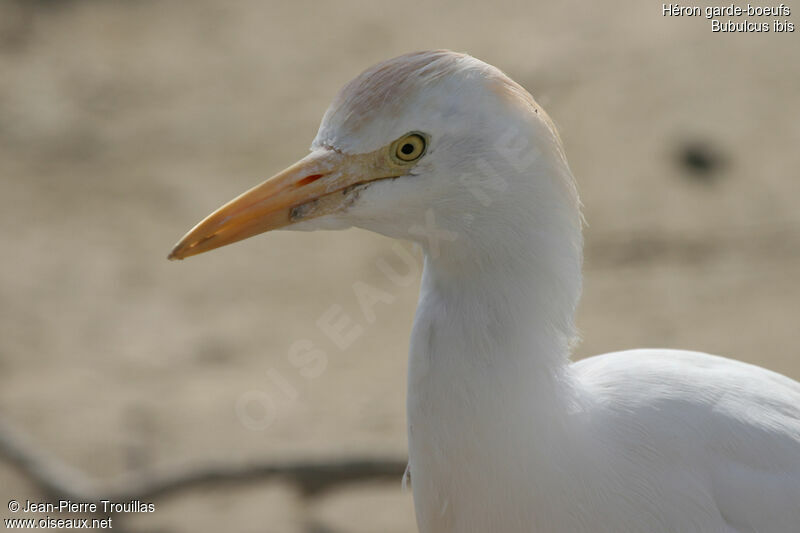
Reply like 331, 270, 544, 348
169, 50, 581, 271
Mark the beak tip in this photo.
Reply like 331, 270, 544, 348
167, 246, 185, 261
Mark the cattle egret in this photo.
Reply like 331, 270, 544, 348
169, 50, 800, 533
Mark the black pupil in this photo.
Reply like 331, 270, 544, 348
401, 143, 415, 155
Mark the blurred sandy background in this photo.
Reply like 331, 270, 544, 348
0, 0, 798, 531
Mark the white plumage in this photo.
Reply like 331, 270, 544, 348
170, 50, 800, 532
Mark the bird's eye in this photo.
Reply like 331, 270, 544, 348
393, 133, 427, 162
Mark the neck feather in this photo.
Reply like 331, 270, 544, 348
408, 164, 583, 410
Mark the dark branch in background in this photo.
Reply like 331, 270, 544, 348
0, 416, 407, 503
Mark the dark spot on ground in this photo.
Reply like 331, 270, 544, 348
677, 141, 726, 183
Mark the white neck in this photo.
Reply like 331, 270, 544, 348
406, 162, 584, 530
407, 212, 582, 424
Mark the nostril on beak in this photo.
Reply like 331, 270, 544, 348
296, 174, 325, 187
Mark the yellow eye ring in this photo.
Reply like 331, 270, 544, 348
393, 133, 427, 162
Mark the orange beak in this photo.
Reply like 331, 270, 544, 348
168, 147, 404, 260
